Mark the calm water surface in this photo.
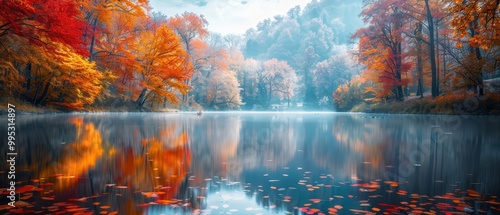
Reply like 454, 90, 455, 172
1, 112, 500, 214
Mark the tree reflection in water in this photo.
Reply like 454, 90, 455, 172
1, 113, 499, 214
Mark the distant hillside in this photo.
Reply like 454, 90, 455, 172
242, 0, 364, 66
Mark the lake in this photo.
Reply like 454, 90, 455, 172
1, 112, 500, 214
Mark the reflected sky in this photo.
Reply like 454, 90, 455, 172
1, 112, 500, 214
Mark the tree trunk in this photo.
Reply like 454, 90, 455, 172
395, 42, 404, 101
442, 34, 448, 93
136, 88, 148, 107
88, 19, 97, 62
469, 14, 484, 96
416, 23, 424, 98
435, 21, 440, 95
425, 0, 439, 97
24, 63, 32, 91
37, 81, 51, 106
32, 78, 42, 105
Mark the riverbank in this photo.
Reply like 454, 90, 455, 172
2, 93, 500, 115
349, 93, 500, 115
0, 96, 181, 115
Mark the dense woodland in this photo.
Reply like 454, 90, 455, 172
0, 0, 499, 112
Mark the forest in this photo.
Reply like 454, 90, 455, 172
1, 0, 499, 113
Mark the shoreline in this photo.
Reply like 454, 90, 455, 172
1, 108, 499, 116
2, 94, 499, 116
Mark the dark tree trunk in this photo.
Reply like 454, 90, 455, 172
32, 79, 42, 105
88, 19, 97, 62
395, 42, 404, 101
435, 20, 440, 95
37, 81, 51, 106
416, 23, 424, 98
136, 89, 148, 107
468, 14, 485, 96
24, 63, 32, 91
425, 0, 439, 97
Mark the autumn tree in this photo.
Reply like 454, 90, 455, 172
238, 59, 261, 109
354, 0, 411, 101
205, 71, 242, 110
187, 36, 232, 108
447, 0, 500, 95
0, 0, 108, 109
313, 53, 359, 109
1, 40, 105, 109
0, 0, 88, 54
0, 0, 90, 97
79, 0, 148, 61
334, 75, 370, 111
167, 12, 209, 103
92, 10, 152, 101
133, 24, 190, 107
202, 37, 244, 110
257, 59, 297, 107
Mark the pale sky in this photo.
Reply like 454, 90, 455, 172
149, 0, 312, 35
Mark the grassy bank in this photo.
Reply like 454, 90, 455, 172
350, 93, 500, 115
2, 93, 500, 115
0, 96, 181, 115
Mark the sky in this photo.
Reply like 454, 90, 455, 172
149, 0, 312, 35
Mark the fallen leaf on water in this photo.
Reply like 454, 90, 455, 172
20, 193, 33, 200
309, 208, 320, 213
328, 208, 337, 212
310, 198, 321, 203
17, 185, 37, 193
0, 205, 12, 210
410, 193, 420, 198
350, 209, 370, 213
65, 207, 87, 212
156, 199, 179, 204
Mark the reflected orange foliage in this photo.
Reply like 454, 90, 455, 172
61, 118, 103, 178
40, 117, 103, 189
114, 130, 191, 201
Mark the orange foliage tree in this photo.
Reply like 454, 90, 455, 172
354, 0, 412, 101
447, 0, 500, 95
167, 12, 209, 104
79, 0, 149, 61
133, 24, 191, 107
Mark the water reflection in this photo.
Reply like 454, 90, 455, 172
0, 113, 499, 214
